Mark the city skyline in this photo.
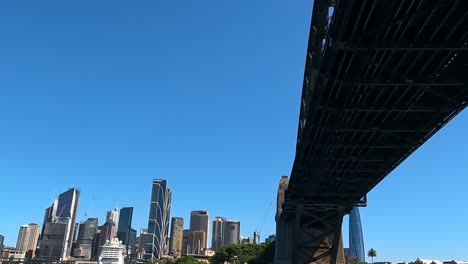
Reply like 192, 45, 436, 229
0, 0, 467, 262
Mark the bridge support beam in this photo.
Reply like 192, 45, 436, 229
275, 205, 346, 264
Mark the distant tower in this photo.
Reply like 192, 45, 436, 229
117, 207, 134, 247
224, 220, 240, 246
145, 179, 172, 260
74, 218, 98, 259
40, 188, 80, 260
188, 210, 209, 254
169, 217, 184, 256
211, 216, 226, 252
349, 207, 365, 262
276, 176, 289, 221
138, 229, 148, 259
106, 208, 119, 225
16, 225, 31, 252
0, 234, 4, 256
181, 230, 189, 255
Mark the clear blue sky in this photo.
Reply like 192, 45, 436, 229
0, 1, 466, 262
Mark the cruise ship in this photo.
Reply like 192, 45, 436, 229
99, 238, 127, 264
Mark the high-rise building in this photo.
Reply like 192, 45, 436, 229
169, 217, 184, 256
191, 231, 206, 255
276, 176, 289, 221
188, 210, 209, 254
145, 179, 172, 260
137, 229, 148, 259
26, 223, 40, 258
40, 188, 80, 260
181, 230, 189, 256
128, 228, 137, 255
211, 216, 226, 252
16, 225, 31, 252
74, 218, 98, 259
349, 207, 365, 262
224, 220, 240, 246
106, 208, 119, 225
117, 207, 134, 247
0, 234, 4, 256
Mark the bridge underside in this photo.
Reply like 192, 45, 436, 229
276, 0, 468, 263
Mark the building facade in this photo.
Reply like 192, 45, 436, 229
0, 234, 4, 256
106, 208, 119, 225
145, 179, 172, 259
224, 220, 240, 246
276, 176, 289, 221
117, 207, 134, 248
169, 217, 184, 256
40, 188, 80, 260
16, 225, 31, 253
188, 210, 209, 254
137, 229, 148, 259
211, 216, 226, 252
349, 207, 365, 262
73, 218, 98, 259
181, 230, 189, 256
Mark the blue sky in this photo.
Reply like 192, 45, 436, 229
0, 1, 466, 262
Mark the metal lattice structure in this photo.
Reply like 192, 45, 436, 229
276, 0, 468, 263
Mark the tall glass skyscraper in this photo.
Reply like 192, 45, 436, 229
40, 188, 80, 260
145, 179, 172, 260
118, 207, 134, 247
349, 207, 365, 262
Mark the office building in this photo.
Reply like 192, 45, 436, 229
137, 229, 148, 259
26, 223, 39, 258
240, 236, 254, 245
128, 228, 137, 255
224, 220, 240, 246
16, 225, 31, 252
211, 216, 226, 252
276, 176, 289, 221
73, 218, 98, 259
181, 230, 189, 256
191, 231, 206, 255
145, 179, 172, 259
169, 217, 184, 256
40, 188, 80, 260
117, 207, 134, 247
188, 210, 209, 254
106, 208, 119, 225
0, 234, 4, 256
349, 207, 365, 262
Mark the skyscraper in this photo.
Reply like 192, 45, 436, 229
40, 188, 80, 260
169, 217, 184, 256
190, 231, 206, 255
181, 230, 189, 256
117, 207, 134, 247
137, 229, 148, 259
0, 234, 4, 256
26, 224, 40, 258
16, 225, 31, 252
224, 220, 240, 246
145, 179, 172, 260
74, 218, 98, 259
276, 176, 289, 221
349, 207, 365, 262
106, 208, 119, 225
188, 210, 209, 254
211, 216, 226, 252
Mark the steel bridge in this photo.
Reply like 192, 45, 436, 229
275, 0, 468, 263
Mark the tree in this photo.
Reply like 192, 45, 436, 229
212, 243, 272, 264
367, 248, 377, 264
